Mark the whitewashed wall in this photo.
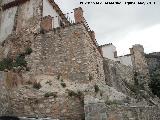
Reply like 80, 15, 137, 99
0, 7, 17, 42
101, 44, 117, 61
1, 0, 15, 5
118, 55, 132, 66
0, 0, 42, 42
43, 0, 61, 28
101, 44, 133, 66
17, 0, 35, 31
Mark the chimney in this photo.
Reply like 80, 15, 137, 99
74, 7, 84, 23
40, 15, 53, 32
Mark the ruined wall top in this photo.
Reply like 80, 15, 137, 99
132, 44, 144, 53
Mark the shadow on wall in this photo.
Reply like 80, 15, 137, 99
0, 116, 19, 120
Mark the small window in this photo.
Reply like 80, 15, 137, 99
60, 20, 65, 27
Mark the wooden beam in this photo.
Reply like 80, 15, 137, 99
2, 0, 30, 11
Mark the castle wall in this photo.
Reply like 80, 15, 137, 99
103, 58, 134, 96
106, 105, 160, 120
85, 102, 160, 120
9, 87, 84, 119
130, 44, 150, 89
26, 24, 105, 84
0, 72, 10, 116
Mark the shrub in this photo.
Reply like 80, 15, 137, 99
67, 90, 82, 97
0, 52, 28, 71
68, 90, 77, 97
0, 57, 13, 71
89, 74, 93, 81
44, 92, 57, 98
105, 100, 120, 106
149, 69, 160, 98
13, 55, 27, 68
61, 82, 66, 88
94, 84, 99, 93
45, 81, 52, 86
33, 82, 42, 89
26, 81, 32, 85
25, 47, 33, 55
57, 74, 61, 80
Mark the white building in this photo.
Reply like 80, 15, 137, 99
100, 43, 117, 61
100, 43, 133, 66
0, 0, 72, 42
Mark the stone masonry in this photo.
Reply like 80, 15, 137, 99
1, 0, 160, 119
25, 23, 105, 84
103, 58, 134, 96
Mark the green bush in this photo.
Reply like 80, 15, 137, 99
33, 82, 42, 90
0, 57, 13, 71
57, 74, 61, 80
89, 74, 93, 81
25, 47, 33, 55
26, 81, 32, 85
94, 84, 99, 93
105, 100, 120, 105
13, 55, 27, 68
0, 53, 27, 71
61, 82, 66, 88
68, 90, 83, 98
149, 69, 160, 98
44, 92, 57, 98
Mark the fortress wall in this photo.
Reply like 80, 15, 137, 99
106, 105, 160, 120
27, 24, 89, 81
103, 58, 134, 96
0, 72, 10, 116
26, 24, 105, 84
82, 28, 106, 85
85, 102, 160, 120
130, 45, 150, 89
9, 87, 85, 119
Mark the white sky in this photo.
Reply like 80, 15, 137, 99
55, 0, 160, 55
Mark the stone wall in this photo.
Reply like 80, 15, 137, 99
5, 86, 84, 120
84, 99, 160, 120
130, 44, 150, 89
0, 71, 10, 116
24, 24, 105, 84
84, 101, 107, 120
106, 105, 160, 120
103, 58, 134, 96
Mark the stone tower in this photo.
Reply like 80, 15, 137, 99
130, 44, 150, 89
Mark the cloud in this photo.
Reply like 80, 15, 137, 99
55, 0, 160, 55
115, 24, 160, 55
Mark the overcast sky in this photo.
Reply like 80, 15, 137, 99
55, 0, 160, 55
